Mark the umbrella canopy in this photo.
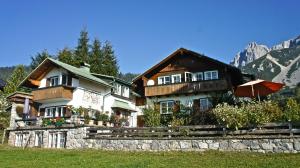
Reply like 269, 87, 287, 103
234, 79, 284, 98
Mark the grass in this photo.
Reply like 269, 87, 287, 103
1, 145, 300, 168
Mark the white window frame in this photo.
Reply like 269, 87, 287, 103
45, 106, 66, 118
171, 74, 181, 83
15, 133, 23, 147
158, 76, 171, 85
200, 98, 210, 111
185, 72, 192, 82
193, 72, 203, 81
204, 70, 218, 80
34, 132, 43, 147
61, 74, 68, 85
50, 76, 59, 87
48, 132, 66, 148
160, 101, 174, 114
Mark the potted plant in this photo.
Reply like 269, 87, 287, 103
109, 113, 118, 127
95, 112, 103, 126
55, 117, 65, 127
84, 114, 91, 125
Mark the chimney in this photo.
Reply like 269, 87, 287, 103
80, 62, 90, 72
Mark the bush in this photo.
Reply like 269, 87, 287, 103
212, 101, 283, 130
284, 98, 300, 122
212, 103, 247, 130
143, 108, 161, 127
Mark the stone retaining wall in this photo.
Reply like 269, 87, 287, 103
7, 127, 300, 153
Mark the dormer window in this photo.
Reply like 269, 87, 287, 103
50, 76, 59, 86
61, 74, 68, 85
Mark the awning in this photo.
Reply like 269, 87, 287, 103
111, 100, 136, 112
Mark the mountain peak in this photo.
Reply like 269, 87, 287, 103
230, 42, 269, 68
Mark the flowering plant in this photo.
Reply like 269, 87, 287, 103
42, 117, 65, 127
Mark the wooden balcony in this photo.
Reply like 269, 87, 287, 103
32, 85, 74, 102
145, 79, 228, 97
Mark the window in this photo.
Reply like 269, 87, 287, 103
34, 132, 43, 147
185, 72, 192, 82
204, 71, 218, 80
160, 101, 174, 114
200, 98, 210, 111
61, 74, 68, 85
48, 132, 66, 148
15, 133, 24, 147
121, 86, 125, 96
158, 76, 171, 85
50, 76, 59, 86
193, 72, 203, 81
45, 106, 66, 118
171, 74, 181, 83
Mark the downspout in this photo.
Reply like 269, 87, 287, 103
102, 78, 115, 112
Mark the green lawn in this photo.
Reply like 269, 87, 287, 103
0, 145, 300, 168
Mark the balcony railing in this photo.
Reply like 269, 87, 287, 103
145, 79, 228, 97
32, 85, 74, 102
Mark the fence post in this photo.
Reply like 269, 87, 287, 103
288, 122, 293, 137
222, 127, 226, 137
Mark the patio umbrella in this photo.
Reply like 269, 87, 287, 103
234, 79, 284, 100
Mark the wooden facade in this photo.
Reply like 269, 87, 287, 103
32, 85, 74, 102
133, 48, 244, 99
145, 79, 228, 97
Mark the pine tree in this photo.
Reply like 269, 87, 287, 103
57, 47, 75, 66
102, 41, 119, 76
30, 50, 52, 70
90, 39, 103, 74
3, 65, 27, 95
74, 29, 90, 66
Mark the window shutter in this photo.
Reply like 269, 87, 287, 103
173, 101, 180, 113
193, 99, 200, 114
39, 108, 45, 117
154, 102, 160, 113
46, 78, 50, 87
30, 104, 38, 117
65, 106, 72, 117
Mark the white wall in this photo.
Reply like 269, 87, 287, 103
39, 68, 68, 88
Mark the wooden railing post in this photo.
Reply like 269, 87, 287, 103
289, 122, 293, 137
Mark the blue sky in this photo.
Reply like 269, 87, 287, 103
0, 0, 299, 73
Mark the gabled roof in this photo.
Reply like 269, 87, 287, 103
20, 58, 112, 88
91, 73, 131, 86
133, 48, 241, 82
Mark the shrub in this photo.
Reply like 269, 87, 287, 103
212, 101, 283, 130
143, 107, 161, 127
284, 98, 300, 122
212, 103, 247, 130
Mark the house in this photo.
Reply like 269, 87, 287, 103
132, 48, 245, 125
6, 48, 246, 148
8, 57, 140, 129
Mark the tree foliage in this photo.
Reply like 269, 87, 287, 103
74, 29, 90, 67
57, 47, 75, 66
30, 50, 52, 70
89, 39, 103, 74
2, 65, 27, 95
100, 41, 119, 76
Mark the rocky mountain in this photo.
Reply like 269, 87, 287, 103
234, 35, 300, 87
231, 42, 270, 68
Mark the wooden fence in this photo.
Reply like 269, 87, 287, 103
86, 122, 300, 140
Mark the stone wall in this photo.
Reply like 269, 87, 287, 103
7, 127, 300, 153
